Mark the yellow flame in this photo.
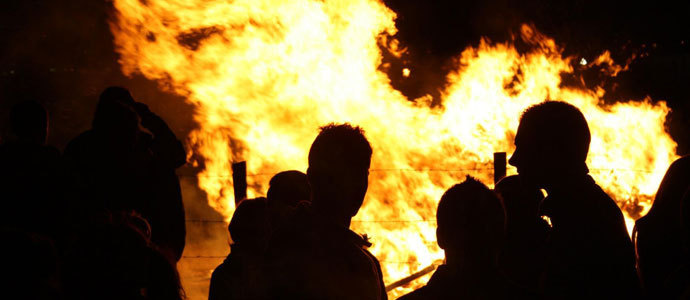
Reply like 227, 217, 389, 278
110, 1, 677, 297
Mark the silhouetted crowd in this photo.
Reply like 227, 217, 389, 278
1, 87, 185, 299
2, 87, 690, 300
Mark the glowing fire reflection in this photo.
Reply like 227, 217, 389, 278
110, 0, 676, 297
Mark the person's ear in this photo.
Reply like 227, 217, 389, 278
306, 167, 314, 183
436, 227, 446, 250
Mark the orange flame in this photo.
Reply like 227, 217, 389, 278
110, 0, 677, 297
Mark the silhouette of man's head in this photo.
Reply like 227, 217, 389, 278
228, 198, 270, 252
509, 101, 590, 188
268, 170, 310, 207
267, 170, 310, 227
92, 87, 140, 150
99, 86, 136, 106
10, 100, 48, 144
495, 175, 544, 227
307, 123, 372, 222
436, 177, 505, 263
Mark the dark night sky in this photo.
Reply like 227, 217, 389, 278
1, 0, 689, 152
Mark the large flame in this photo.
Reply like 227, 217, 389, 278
110, 0, 677, 297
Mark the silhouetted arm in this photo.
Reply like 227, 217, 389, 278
134, 103, 186, 169
149, 169, 187, 262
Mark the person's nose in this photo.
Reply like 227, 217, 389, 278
509, 148, 520, 167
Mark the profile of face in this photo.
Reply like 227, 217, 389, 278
339, 164, 370, 217
509, 122, 552, 189
509, 101, 591, 189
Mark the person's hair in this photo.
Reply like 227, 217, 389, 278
519, 101, 590, 163
10, 100, 48, 142
308, 123, 372, 172
228, 198, 269, 248
99, 86, 135, 106
92, 87, 138, 130
437, 176, 506, 251
267, 170, 310, 207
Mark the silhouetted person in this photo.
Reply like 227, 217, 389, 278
399, 177, 532, 300
209, 198, 270, 300
0, 228, 61, 300
495, 175, 549, 293
635, 155, 690, 297
62, 214, 184, 300
509, 101, 639, 298
661, 187, 690, 298
64, 86, 186, 262
210, 171, 310, 300
0, 101, 65, 239
263, 123, 386, 300
266, 170, 311, 228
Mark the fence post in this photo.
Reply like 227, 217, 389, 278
232, 161, 247, 207
493, 152, 506, 185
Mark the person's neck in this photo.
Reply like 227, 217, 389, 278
444, 250, 496, 275
311, 196, 351, 228
543, 170, 589, 195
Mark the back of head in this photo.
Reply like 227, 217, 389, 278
92, 88, 140, 149
267, 170, 310, 227
518, 101, 590, 165
228, 198, 270, 251
437, 177, 505, 257
644, 156, 690, 222
93, 86, 137, 129
268, 170, 310, 207
307, 123, 372, 218
10, 100, 48, 144
308, 123, 372, 173
99, 86, 135, 107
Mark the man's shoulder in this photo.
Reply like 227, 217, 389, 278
64, 130, 96, 153
211, 255, 236, 280
397, 286, 432, 300
266, 208, 319, 256
587, 181, 626, 217
670, 155, 690, 171
564, 176, 620, 213
493, 275, 541, 299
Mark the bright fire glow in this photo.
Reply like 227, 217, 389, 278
402, 67, 411, 77
110, 0, 677, 297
